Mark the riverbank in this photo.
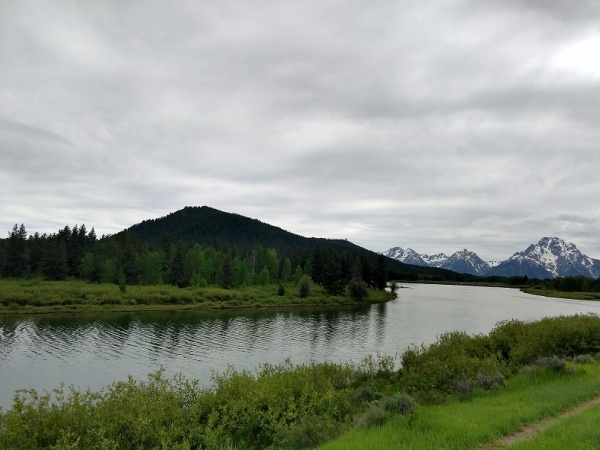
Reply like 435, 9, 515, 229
0, 279, 395, 316
521, 286, 600, 301
2, 314, 599, 449
319, 360, 600, 449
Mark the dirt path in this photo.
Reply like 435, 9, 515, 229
481, 395, 600, 449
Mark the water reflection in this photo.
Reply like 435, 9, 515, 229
2, 284, 600, 410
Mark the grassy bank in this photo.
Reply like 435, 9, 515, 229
1, 314, 600, 449
0, 279, 395, 316
319, 362, 600, 449
521, 287, 600, 301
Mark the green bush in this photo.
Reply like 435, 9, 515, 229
476, 370, 506, 390
535, 355, 567, 372
400, 331, 505, 397
573, 354, 596, 364
298, 275, 311, 298
348, 280, 369, 302
383, 392, 416, 415
355, 404, 388, 428
490, 315, 600, 370
352, 385, 382, 404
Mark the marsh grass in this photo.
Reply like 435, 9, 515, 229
0, 279, 394, 315
522, 287, 600, 301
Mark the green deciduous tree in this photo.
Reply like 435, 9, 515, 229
257, 266, 270, 286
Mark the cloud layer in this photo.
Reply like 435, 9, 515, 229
2, 0, 599, 261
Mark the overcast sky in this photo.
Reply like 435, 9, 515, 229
1, 0, 600, 261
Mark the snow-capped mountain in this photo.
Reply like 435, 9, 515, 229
383, 247, 492, 276
384, 237, 600, 279
382, 247, 429, 266
439, 249, 491, 277
421, 253, 449, 268
488, 237, 600, 279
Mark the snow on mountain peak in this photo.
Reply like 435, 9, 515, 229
384, 237, 600, 279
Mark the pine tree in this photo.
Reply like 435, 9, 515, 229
169, 242, 188, 287
41, 236, 68, 280
217, 254, 235, 289
322, 258, 344, 295
3, 224, 29, 277
312, 247, 324, 284
374, 254, 388, 290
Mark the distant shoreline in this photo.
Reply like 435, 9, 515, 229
0, 279, 396, 316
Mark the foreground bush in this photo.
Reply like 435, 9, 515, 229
0, 357, 395, 450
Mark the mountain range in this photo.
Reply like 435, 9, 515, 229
384, 237, 600, 279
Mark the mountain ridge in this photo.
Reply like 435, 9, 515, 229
120, 206, 458, 279
384, 237, 600, 279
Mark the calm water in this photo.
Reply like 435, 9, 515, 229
2, 284, 600, 409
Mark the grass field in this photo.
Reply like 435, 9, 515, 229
318, 362, 600, 450
521, 287, 600, 301
0, 278, 395, 315
510, 400, 600, 450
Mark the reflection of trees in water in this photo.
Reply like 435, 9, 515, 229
374, 303, 387, 346
0, 305, 385, 382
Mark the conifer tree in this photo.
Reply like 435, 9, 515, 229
374, 254, 388, 290
3, 224, 29, 277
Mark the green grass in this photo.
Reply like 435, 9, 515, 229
521, 287, 600, 301
511, 400, 600, 449
318, 363, 600, 450
0, 279, 395, 315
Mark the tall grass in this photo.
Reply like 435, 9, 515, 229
510, 398, 600, 449
319, 362, 600, 450
0, 279, 394, 315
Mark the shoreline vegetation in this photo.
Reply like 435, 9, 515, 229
1, 314, 599, 449
1, 277, 599, 317
0, 279, 395, 316
521, 286, 600, 301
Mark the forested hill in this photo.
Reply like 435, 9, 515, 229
120, 206, 455, 279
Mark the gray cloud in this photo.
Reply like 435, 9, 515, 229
1, 0, 599, 261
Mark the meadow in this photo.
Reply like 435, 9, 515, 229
0, 278, 394, 315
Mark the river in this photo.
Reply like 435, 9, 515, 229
1, 284, 600, 410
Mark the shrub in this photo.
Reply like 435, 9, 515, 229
476, 370, 506, 390
535, 355, 567, 372
400, 331, 505, 397
352, 385, 382, 404
491, 315, 600, 370
277, 284, 285, 296
456, 377, 474, 395
383, 392, 416, 415
273, 414, 341, 450
355, 404, 388, 428
348, 280, 369, 302
298, 275, 311, 298
573, 354, 595, 364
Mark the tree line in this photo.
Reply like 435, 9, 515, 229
0, 224, 389, 294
